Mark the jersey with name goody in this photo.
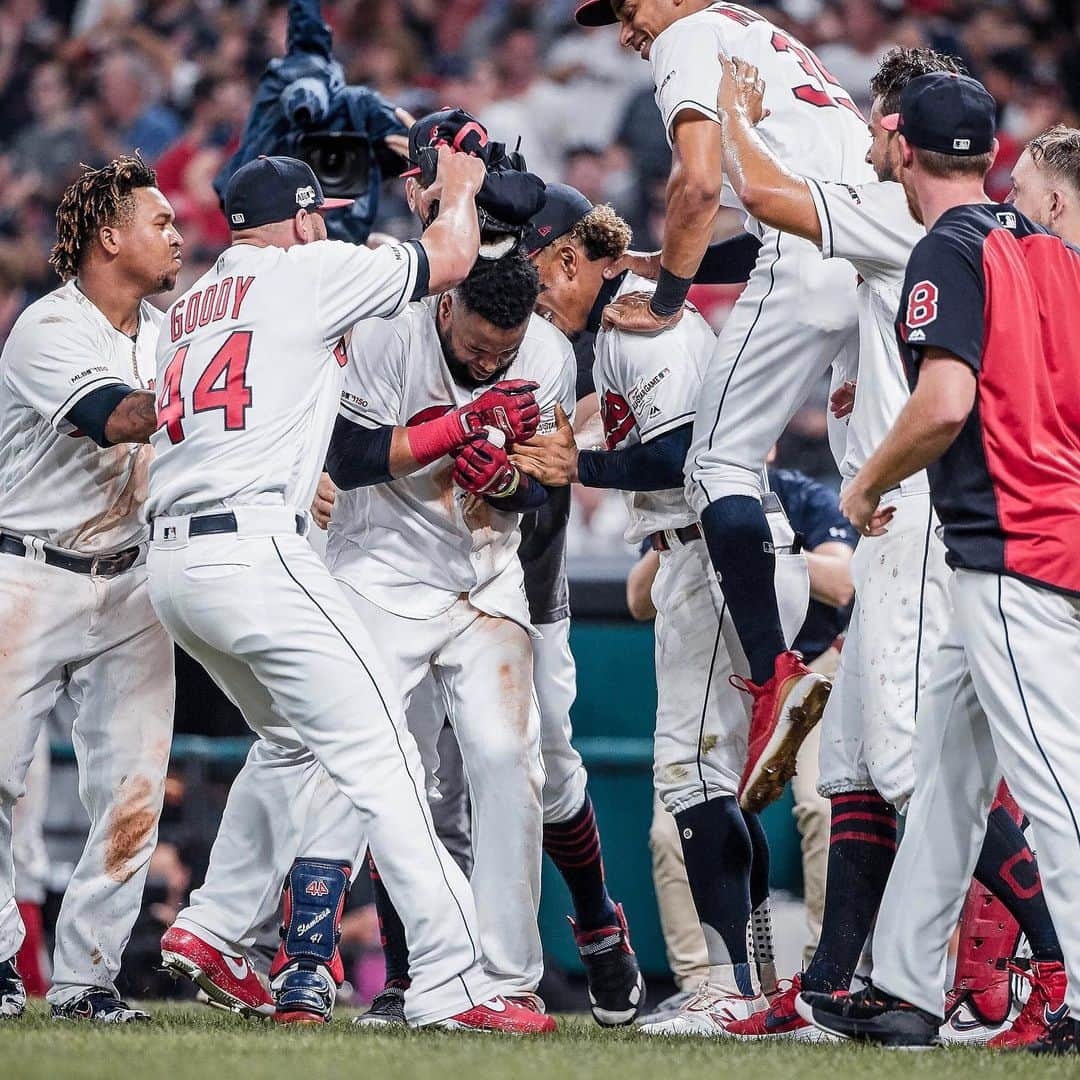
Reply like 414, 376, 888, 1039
0, 280, 160, 553
897, 204, 1080, 596
146, 238, 422, 519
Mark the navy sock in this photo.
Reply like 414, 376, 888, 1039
700, 496, 787, 683
675, 796, 755, 994
368, 852, 411, 988
802, 792, 897, 993
543, 793, 618, 932
973, 805, 1063, 963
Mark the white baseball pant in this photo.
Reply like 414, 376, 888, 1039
651, 535, 809, 814
147, 507, 493, 1025
686, 229, 859, 511
0, 552, 173, 1005
872, 569, 1080, 1016
816, 490, 950, 808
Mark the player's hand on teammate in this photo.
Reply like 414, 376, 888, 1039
453, 431, 520, 497
840, 478, 896, 537
510, 405, 579, 485
831, 380, 857, 419
601, 291, 685, 334
603, 250, 661, 281
717, 56, 770, 125
311, 472, 336, 530
460, 380, 541, 443
416, 145, 488, 220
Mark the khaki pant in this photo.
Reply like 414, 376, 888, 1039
649, 646, 838, 984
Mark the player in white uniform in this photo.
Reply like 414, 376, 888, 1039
0, 156, 180, 1022
574, 0, 871, 813
711, 51, 1068, 1046
513, 186, 809, 1036
150, 154, 549, 1034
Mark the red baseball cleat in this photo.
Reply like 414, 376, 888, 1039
733, 651, 831, 812
427, 996, 558, 1033
161, 926, 273, 1018
725, 975, 831, 1042
988, 961, 1068, 1049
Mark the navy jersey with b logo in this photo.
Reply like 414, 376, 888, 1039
896, 204, 1080, 597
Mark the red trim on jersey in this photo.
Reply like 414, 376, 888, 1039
978, 230, 1080, 595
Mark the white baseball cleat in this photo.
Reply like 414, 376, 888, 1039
637, 983, 766, 1037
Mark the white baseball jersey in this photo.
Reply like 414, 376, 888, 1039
592, 274, 713, 543
146, 238, 424, 519
650, 2, 872, 234
0, 280, 160, 553
326, 303, 576, 625
806, 178, 928, 491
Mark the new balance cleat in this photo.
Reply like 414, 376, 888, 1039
987, 961, 1067, 1049
572, 903, 645, 1026
726, 975, 832, 1042
796, 982, 940, 1049
353, 984, 407, 1027
733, 651, 831, 813
161, 925, 273, 1018
425, 996, 557, 1033
635, 988, 697, 1027
52, 988, 150, 1023
637, 982, 765, 1037
1027, 1014, 1079, 1055
0, 958, 26, 1019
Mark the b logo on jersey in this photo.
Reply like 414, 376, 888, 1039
905, 279, 939, 329
600, 390, 635, 450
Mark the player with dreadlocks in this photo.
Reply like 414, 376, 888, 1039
0, 155, 182, 1021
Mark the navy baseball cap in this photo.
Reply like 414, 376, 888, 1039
881, 73, 996, 156
522, 183, 595, 256
224, 156, 353, 230
575, 0, 618, 26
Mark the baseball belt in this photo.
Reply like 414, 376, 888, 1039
0, 531, 142, 578
148, 510, 306, 541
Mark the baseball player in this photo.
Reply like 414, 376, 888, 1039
511, 185, 809, 1035
0, 156, 179, 1022
573, 0, 873, 812
149, 153, 548, 1034
794, 74, 1080, 1057
710, 51, 1067, 1047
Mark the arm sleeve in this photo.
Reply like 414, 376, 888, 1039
4, 316, 125, 433
578, 423, 692, 491
900, 232, 985, 373
325, 414, 393, 488
339, 318, 408, 428
806, 179, 923, 275
64, 383, 138, 448
695, 233, 762, 284
317, 239, 425, 342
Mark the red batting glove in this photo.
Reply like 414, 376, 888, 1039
453, 434, 520, 497
406, 380, 540, 466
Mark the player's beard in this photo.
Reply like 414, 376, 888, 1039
437, 320, 513, 390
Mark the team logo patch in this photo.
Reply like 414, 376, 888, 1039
305, 880, 330, 897
231, 212, 245, 225
629, 367, 670, 416
907, 328, 926, 343
952, 137, 971, 151
905, 279, 939, 329
600, 390, 635, 449
295, 185, 317, 208
996, 211, 1017, 229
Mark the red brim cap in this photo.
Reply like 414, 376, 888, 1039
400, 165, 421, 178
880, 113, 901, 132
319, 197, 355, 210
575, 0, 618, 27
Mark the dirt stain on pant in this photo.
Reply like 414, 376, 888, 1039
104, 775, 157, 883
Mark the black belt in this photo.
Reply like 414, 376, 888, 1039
149, 511, 306, 541
651, 524, 703, 552
0, 532, 142, 577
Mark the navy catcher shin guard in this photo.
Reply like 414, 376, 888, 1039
270, 859, 351, 1024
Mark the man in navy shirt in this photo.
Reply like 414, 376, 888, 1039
798, 74, 1080, 1056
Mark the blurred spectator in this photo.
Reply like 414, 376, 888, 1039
816, 0, 898, 114
90, 50, 182, 163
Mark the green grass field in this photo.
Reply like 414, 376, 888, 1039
2, 1002, 1076, 1080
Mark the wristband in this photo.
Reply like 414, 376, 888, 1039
406, 410, 467, 466
649, 267, 693, 317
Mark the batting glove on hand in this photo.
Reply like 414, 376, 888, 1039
458, 380, 541, 443
453, 433, 521, 497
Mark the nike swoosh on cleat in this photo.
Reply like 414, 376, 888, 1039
223, 955, 251, 981
1044, 1004, 1070, 1026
